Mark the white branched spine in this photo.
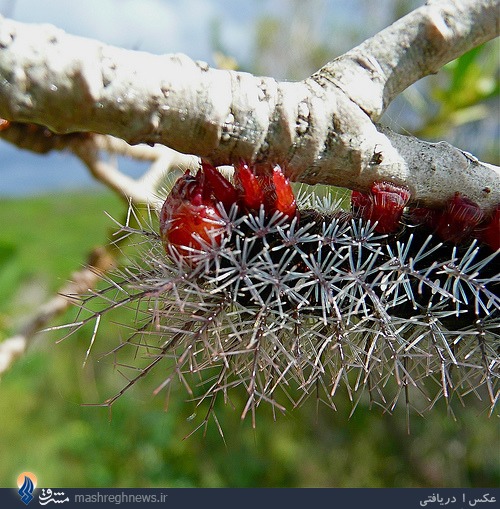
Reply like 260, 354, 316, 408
64, 190, 499, 422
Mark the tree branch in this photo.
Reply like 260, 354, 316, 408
321, 0, 499, 119
0, 1, 498, 209
72, 139, 197, 208
0, 122, 198, 208
0, 246, 115, 376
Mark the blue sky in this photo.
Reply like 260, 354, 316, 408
4, 0, 256, 63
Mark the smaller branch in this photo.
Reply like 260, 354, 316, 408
72, 142, 159, 207
92, 136, 165, 161
0, 336, 25, 374
0, 119, 164, 159
0, 120, 199, 208
91, 135, 199, 167
0, 118, 92, 153
0, 246, 115, 376
73, 143, 198, 210
136, 148, 198, 196
321, 0, 499, 119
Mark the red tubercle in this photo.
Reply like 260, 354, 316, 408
408, 193, 498, 250
407, 207, 439, 228
434, 193, 485, 244
159, 170, 224, 257
353, 184, 498, 250
351, 181, 411, 234
234, 160, 266, 211
477, 204, 500, 251
351, 190, 371, 211
160, 161, 298, 260
201, 161, 238, 209
272, 166, 297, 219
233, 161, 297, 218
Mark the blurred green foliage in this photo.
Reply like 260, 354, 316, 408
408, 41, 500, 164
0, 192, 498, 488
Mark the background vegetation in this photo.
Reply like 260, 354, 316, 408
0, 0, 498, 488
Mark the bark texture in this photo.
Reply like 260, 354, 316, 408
0, 0, 498, 210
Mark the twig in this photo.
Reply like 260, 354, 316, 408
0, 246, 115, 376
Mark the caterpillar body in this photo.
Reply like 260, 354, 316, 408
75, 161, 500, 419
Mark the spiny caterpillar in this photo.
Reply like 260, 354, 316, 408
73, 161, 499, 423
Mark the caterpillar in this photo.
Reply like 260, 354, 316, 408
73, 161, 500, 421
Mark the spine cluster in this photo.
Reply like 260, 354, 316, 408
71, 168, 499, 422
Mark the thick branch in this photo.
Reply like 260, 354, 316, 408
0, 2, 498, 210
